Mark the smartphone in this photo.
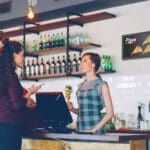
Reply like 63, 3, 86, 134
38, 83, 45, 87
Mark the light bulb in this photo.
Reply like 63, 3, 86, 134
27, 6, 35, 20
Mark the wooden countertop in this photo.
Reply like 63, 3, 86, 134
107, 129, 150, 137
23, 130, 147, 143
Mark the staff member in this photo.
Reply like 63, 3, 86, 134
0, 39, 40, 150
67, 52, 114, 133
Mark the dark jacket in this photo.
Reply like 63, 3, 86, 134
0, 70, 27, 125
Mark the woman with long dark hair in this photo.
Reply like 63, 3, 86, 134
67, 52, 114, 133
0, 39, 40, 150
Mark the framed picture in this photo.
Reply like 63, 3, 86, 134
122, 31, 150, 60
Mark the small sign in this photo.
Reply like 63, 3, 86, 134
122, 31, 150, 60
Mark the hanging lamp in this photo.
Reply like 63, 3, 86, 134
27, 0, 37, 20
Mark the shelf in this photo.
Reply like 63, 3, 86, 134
26, 42, 101, 56
24, 29, 39, 35
97, 69, 116, 74
68, 20, 84, 27
20, 73, 68, 80
20, 77, 38, 82
19, 69, 116, 80
71, 69, 116, 76
0, 12, 116, 39
68, 46, 82, 52
25, 52, 38, 57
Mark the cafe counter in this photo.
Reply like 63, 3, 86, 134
22, 131, 147, 150
107, 129, 150, 150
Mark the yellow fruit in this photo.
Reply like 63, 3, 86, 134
65, 91, 71, 95
65, 86, 72, 91
64, 85, 72, 101
65, 97, 70, 100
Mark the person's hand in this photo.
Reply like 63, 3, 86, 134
26, 98, 36, 109
27, 84, 41, 96
67, 101, 74, 111
86, 129, 97, 133
83, 129, 97, 134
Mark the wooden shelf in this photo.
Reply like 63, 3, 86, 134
72, 69, 116, 76
25, 42, 101, 56
97, 69, 116, 74
20, 73, 67, 80
20, 69, 116, 80
0, 12, 116, 39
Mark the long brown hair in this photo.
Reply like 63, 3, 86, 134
0, 38, 23, 94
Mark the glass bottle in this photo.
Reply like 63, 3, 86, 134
55, 33, 60, 47
39, 58, 45, 75
39, 35, 43, 50
101, 55, 105, 70
56, 56, 62, 74
45, 34, 50, 49
105, 55, 109, 71
61, 55, 66, 74
31, 40, 37, 51
137, 105, 143, 129
108, 55, 112, 71
26, 60, 31, 76
35, 59, 39, 76
45, 59, 51, 75
72, 53, 78, 72
66, 54, 72, 73
51, 57, 56, 74
43, 35, 47, 49
51, 34, 55, 48
47, 34, 51, 48
30, 59, 35, 76
60, 32, 65, 46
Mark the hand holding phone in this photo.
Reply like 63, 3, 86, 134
38, 83, 45, 88
27, 83, 45, 95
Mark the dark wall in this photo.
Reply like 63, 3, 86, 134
0, 0, 146, 30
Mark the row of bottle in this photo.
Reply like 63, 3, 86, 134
31, 32, 65, 51
69, 32, 90, 46
101, 54, 113, 71
30, 32, 90, 51
17, 54, 81, 77
16, 53, 114, 77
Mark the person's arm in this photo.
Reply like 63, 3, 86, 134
67, 101, 79, 114
23, 84, 41, 99
71, 107, 79, 114
7, 72, 28, 111
91, 82, 114, 133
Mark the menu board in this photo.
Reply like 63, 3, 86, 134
122, 31, 150, 60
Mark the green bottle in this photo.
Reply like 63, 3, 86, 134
104, 55, 108, 71
101, 55, 105, 70
108, 56, 112, 71
51, 34, 55, 48
31, 40, 37, 51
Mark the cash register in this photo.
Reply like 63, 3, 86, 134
34, 92, 73, 133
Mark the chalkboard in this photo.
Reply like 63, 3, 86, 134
122, 31, 150, 60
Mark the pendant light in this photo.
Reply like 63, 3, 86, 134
27, 0, 37, 20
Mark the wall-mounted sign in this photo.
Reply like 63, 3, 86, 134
122, 31, 150, 60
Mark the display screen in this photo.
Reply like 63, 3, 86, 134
35, 92, 73, 130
